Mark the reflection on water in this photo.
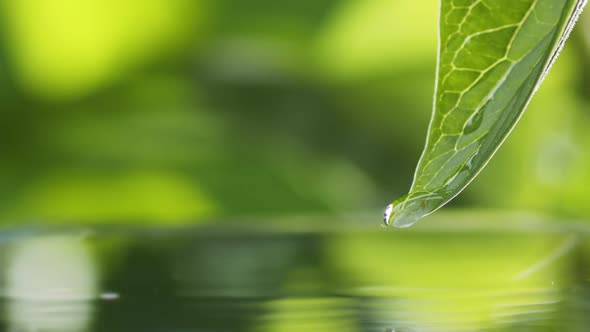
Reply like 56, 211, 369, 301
4, 235, 96, 332
1, 216, 590, 331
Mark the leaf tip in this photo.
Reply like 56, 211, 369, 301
384, 191, 446, 228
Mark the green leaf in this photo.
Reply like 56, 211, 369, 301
385, 0, 587, 228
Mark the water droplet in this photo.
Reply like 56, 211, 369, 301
465, 154, 476, 170
463, 111, 483, 134
444, 166, 471, 189
383, 191, 446, 228
383, 204, 393, 225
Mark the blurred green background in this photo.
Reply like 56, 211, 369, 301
0, 0, 589, 225
3, 3, 590, 331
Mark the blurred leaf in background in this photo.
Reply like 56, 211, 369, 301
0, 0, 587, 225
0, 0, 201, 99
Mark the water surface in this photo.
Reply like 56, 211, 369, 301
1, 213, 590, 331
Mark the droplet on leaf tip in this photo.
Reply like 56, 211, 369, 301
383, 203, 393, 225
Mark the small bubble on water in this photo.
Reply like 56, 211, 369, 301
383, 204, 393, 225
100, 292, 120, 301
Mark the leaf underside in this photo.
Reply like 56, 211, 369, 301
386, 0, 587, 228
